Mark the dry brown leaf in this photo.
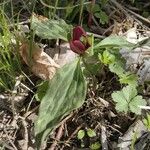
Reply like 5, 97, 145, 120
20, 42, 60, 80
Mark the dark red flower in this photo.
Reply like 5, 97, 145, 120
69, 26, 91, 54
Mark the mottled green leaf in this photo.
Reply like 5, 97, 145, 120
35, 59, 87, 149
95, 35, 134, 49
31, 15, 72, 41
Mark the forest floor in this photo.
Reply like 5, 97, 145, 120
0, 0, 150, 150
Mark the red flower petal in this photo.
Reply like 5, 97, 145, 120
73, 26, 86, 41
70, 40, 86, 54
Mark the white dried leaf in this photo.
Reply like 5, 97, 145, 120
120, 45, 150, 84
55, 43, 77, 67
137, 59, 150, 84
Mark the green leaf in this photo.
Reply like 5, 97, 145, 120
112, 85, 147, 114
35, 81, 49, 101
119, 72, 138, 86
99, 11, 109, 24
35, 59, 87, 149
112, 89, 129, 113
99, 50, 115, 65
94, 35, 134, 49
77, 130, 85, 140
31, 15, 72, 41
143, 114, 150, 131
129, 96, 146, 114
87, 128, 96, 137
82, 55, 102, 76
109, 61, 125, 76
90, 142, 101, 150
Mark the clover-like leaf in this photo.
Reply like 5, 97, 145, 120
119, 72, 138, 86
99, 50, 115, 65
109, 61, 125, 76
129, 96, 147, 114
112, 85, 147, 114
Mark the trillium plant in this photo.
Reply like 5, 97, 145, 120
34, 25, 93, 149
31, 16, 147, 149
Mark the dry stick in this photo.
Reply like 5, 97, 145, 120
1, 140, 14, 150
3, 128, 18, 150
48, 113, 73, 150
109, 0, 131, 16
49, 124, 64, 150
110, 0, 150, 28
107, 124, 122, 135
24, 105, 39, 118
10, 76, 22, 116
87, 32, 105, 39
101, 123, 108, 150
20, 117, 28, 150
26, 95, 35, 114
125, 7, 150, 25
40, 0, 91, 10
60, 125, 83, 150
55, 113, 73, 130
88, 0, 95, 26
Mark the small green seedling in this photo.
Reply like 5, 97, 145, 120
143, 114, 150, 131
90, 141, 101, 150
77, 130, 85, 140
77, 128, 97, 149
87, 128, 96, 138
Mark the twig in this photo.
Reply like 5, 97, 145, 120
1, 140, 14, 150
49, 124, 64, 150
107, 124, 122, 135
26, 95, 35, 114
87, 32, 105, 39
110, 0, 150, 29
125, 7, 150, 25
60, 125, 83, 150
3, 128, 18, 150
40, 0, 91, 10
109, 0, 130, 17
88, 0, 95, 26
21, 71, 35, 86
10, 75, 23, 116
24, 105, 39, 118
101, 123, 108, 150
48, 113, 74, 150
20, 117, 29, 150
55, 113, 73, 129
102, 25, 114, 35
20, 83, 34, 93
139, 106, 150, 110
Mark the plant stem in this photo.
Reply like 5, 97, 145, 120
79, 0, 84, 25
53, 0, 59, 18
88, 0, 95, 27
